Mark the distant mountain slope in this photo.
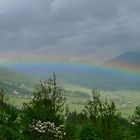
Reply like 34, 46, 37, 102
2, 51, 140, 91
0, 66, 38, 95
103, 51, 140, 72
4, 63, 140, 91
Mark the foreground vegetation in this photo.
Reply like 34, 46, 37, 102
0, 75, 140, 140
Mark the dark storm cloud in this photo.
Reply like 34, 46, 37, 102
0, 0, 140, 63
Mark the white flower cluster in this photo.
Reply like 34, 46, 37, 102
29, 120, 66, 139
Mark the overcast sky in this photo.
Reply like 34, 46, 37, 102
0, 0, 140, 64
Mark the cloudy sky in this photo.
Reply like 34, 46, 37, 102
0, 0, 140, 64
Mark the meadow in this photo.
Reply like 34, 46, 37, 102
6, 83, 140, 118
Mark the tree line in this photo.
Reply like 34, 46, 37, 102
0, 74, 140, 140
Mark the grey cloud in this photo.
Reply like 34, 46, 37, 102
0, 0, 140, 63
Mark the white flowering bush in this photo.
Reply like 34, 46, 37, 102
20, 74, 67, 139
29, 120, 66, 139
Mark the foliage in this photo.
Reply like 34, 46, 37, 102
29, 120, 66, 140
132, 105, 140, 125
65, 110, 88, 140
0, 76, 140, 139
0, 102, 23, 139
79, 123, 102, 140
84, 88, 125, 140
20, 74, 67, 139
65, 111, 80, 140
131, 105, 140, 139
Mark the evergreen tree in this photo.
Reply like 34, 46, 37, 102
84, 89, 124, 140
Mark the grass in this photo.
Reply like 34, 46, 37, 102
63, 84, 140, 118
5, 83, 140, 118
6, 95, 29, 106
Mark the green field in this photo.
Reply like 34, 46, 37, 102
5, 83, 140, 118
63, 84, 140, 118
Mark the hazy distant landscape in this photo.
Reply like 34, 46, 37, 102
0, 0, 140, 139
0, 51, 140, 119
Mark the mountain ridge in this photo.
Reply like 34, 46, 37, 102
102, 51, 140, 73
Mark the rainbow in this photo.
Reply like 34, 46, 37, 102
0, 51, 139, 76
1, 59, 140, 77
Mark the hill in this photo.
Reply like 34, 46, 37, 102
0, 66, 38, 95
103, 51, 140, 72
2, 51, 140, 91
3, 63, 140, 91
